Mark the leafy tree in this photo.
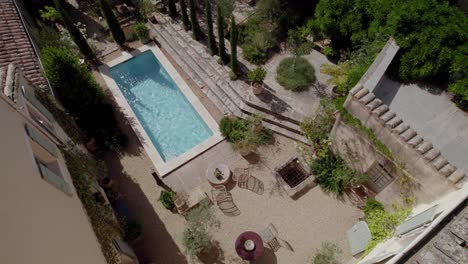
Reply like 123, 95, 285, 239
98, 0, 125, 45
41, 47, 126, 150
168, 0, 178, 17
40, 6, 61, 24
205, 0, 217, 55
53, 0, 93, 59
189, 0, 202, 40
230, 16, 238, 74
217, 6, 227, 62
179, 0, 190, 30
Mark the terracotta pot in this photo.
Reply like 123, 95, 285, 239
99, 177, 113, 189
252, 83, 264, 95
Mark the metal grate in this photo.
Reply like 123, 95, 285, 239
277, 159, 310, 188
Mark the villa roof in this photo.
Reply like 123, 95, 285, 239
0, 0, 46, 87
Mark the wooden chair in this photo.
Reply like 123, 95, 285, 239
211, 185, 241, 217
260, 223, 293, 252
238, 176, 264, 195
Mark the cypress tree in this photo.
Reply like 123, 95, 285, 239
98, 0, 125, 45
205, 0, 217, 55
53, 0, 93, 59
189, 0, 202, 40
168, 0, 178, 17
217, 6, 227, 62
179, 0, 190, 30
230, 16, 238, 74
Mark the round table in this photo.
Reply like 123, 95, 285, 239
206, 163, 231, 185
235, 231, 264, 261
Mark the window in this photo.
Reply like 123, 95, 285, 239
35, 158, 72, 196
27, 105, 55, 135
25, 124, 58, 158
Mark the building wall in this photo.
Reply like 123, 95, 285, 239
0, 97, 108, 264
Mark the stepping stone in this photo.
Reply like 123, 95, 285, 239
380, 111, 396, 123
354, 88, 369, 99
359, 93, 375, 104
432, 156, 448, 170
448, 169, 465, 184
350, 84, 364, 95
372, 105, 389, 116
439, 164, 456, 177
392, 123, 409, 135
424, 148, 440, 161
408, 135, 423, 148
416, 141, 433, 154
366, 98, 382, 110
386, 116, 402, 128
400, 128, 416, 142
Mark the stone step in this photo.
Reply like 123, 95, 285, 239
161, 18, 303, 127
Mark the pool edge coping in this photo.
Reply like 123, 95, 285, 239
98, 44, 224, 177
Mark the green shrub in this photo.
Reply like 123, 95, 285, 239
42, 47, 126, 150
311, 242, 342, 264
220, 115, 272, 154
179, 0, 190, 30
363, 198, 385, 217
138, 0, 155, 20
323, 46, 335, 57
40, 6, 61, 23
365, 204, 411, 254
133, 22, 149, 41
242, 44, 268, 64
311, 148, 367, 196
159, 190, 176, 210
168, 0, 177, 17
297, 42, 314, 56
217, 6, 227, 62
247, 68, 267, 84
276, 57, 315, 91
189, 0, 202, 40
183, 226, 212, 258
98, 0, 125, 45
205, 0, 217, 55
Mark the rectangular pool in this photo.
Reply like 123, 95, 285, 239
109, 50, 213, 162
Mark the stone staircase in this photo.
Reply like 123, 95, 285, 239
149, 15, 307, 143
350, 84, 467, 186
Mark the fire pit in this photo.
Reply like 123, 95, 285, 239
275, 157, 316, 197
235, 231, 264, 261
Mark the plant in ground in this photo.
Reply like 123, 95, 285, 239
98, 0, 125, 45
183, 200, 218, 258
189, 0, 202, 40
133, 22, 149, 42
364, 203, 411, 254
216, 5, 227, 63
53, 0, 93, 59
311, 242, 342, 264
205, 0, 217, 55
159, 190, 176, 210
247, 67, 266, 85
138, 0, 156, 20
41, 47, 126, 150
242, 31, 275, 64
230, 16, 238, 74
311, 148, 367, 196
220, 115, 272, 154
276, 57, 315, 91
363, 198, 385, 218
179, 0, 190, 30
300, 99, 335, 149
168, 0, 178, 17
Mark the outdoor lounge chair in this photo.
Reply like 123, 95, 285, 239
211, 185, 241, 217
238, 175, 264, 195
260, 223, 293, 252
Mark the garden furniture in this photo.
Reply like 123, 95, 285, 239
235, 231, 264, 261
260, 223, 293, 252
211, 185, 241, 216
238, 176, 264, 195
206, 163, 231, 186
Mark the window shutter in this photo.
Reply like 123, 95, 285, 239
36, 159, 72, 196
21, 86, 54, 121
25, 124, 58, 157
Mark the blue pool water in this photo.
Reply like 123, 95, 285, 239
110, 50, 213, 161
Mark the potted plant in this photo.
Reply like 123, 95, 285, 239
99, 176, 113, 189
138, 0, 156, 23
159, 190, 176, 210
247, 67, 267, 95
134, 22, 150, 43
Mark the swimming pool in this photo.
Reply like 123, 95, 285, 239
109, 50, 213, 162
